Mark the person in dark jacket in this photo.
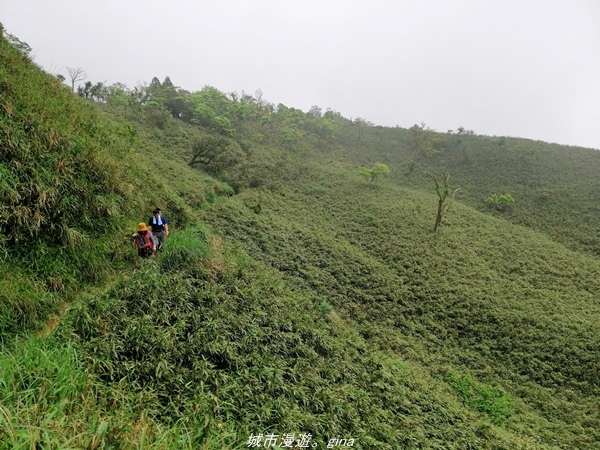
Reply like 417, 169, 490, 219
148, 208, 169, 252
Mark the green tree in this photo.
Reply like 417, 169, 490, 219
77, 81, 93, 99
130, 83, 150, 107
405, 123, 437, 175
77, 81, 106, 102
147, 76, 193, 121
486, 193, 515, 211
188, 135, 243, 174
189, 87, 236, 135
191, 102, 234, 136
89, 82, 106, 102
105, 83, 129, 107
305, 110, 336, 140
353, 117, 373, 142
281, 124, 303, 146
357, 163, 391, 183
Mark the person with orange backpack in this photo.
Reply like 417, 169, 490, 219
131, 222, 158, 259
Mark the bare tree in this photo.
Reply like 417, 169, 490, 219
428, 171, 460, 232
66, 67, 86, 92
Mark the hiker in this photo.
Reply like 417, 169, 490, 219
132, 222, 157, 258
148, 208, 169, 252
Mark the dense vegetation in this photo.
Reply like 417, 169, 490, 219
1, 28, 600, 449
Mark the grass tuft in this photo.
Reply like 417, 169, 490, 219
159, 226, 211, 274
446, 371, 516, 425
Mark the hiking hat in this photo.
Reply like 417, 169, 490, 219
138, 222, 148, 231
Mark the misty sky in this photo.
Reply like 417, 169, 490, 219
3, 0, 600, 149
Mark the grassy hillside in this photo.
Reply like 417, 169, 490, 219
1, 29, 600, 449
332, 124, 600, 257
0, 32, 199, 339
200, 162, 600, 448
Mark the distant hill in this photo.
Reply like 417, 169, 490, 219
1, 29, 599, 449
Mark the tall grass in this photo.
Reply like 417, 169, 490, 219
0, 332, 247, 449
53, 236, 551, 448
200, 165, 600, 448
0, 337, 89, 449
0, 265, 59, 339
0, 32, 193, 337
159, 226, 211, 274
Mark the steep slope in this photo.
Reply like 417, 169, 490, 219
108, 101, 600, 446
0, 32, 198, 337
200, 159, 600, 448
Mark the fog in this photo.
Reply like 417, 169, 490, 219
3, 0, 600, 148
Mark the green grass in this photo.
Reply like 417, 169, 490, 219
56, 242, 547, 448
0, 337, 92, 449
446, 371, 515, 425
0, 265, 59, 339
0, 32, 195, 336
159, 226, 211, 274
200, 164, 600, 448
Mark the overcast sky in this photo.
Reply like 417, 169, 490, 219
3, 0, 600, 149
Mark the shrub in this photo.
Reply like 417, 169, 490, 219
188, 135, 243, 175
446, 371, 515, 424
356, 163, 391, 183
213, 181, 235, 197
159, 226, 211, 274
317, 299, 333, 315
0, 266, 59, 337
247, 203, 262, 214
145, 105, 171, 129
486, 193, 515, 211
